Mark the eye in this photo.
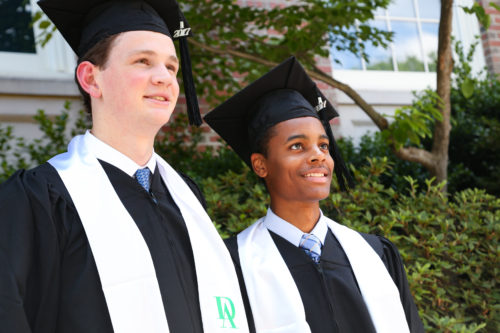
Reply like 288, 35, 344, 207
319, 142, 329, 150
136, 58, 150, 65
166, 64, 178, 73
290, 143, 303, 150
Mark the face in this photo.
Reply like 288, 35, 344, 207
93, 30, 180, 134
252, 117, 334, 205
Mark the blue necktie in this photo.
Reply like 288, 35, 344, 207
135, 168, 151, 192
299, 233, 322, 263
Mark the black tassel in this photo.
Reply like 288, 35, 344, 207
179, 37, 202, 126
319, 111, 355, 191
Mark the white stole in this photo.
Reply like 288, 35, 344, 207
49, 134, 249, 333
238, 216, 410, 333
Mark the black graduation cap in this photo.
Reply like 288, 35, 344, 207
204, 56, 354, 191
37, 0, 201, 126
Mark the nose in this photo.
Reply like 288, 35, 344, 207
151, 65, 176, 86
309, 145, 327, 164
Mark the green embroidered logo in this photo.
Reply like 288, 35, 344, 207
215, 296, 237, 329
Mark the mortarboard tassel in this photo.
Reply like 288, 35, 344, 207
318, 109, 355, 192
179, 34, 202, 126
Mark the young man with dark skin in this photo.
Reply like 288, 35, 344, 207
0, 1, 249, 332
205, 57, 424, 333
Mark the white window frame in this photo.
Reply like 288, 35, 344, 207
330, 0, 486, 142
0, 0, 75, 80
372, 1, 439, 73
331, 0, 486, 93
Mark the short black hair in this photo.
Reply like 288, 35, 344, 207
250, 125, 277, 157
74, 33, 121, 115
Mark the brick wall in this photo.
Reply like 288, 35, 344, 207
479, 0, 500, 75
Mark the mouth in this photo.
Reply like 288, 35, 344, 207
301, 168, 331, 183
145, 95, 170, 103
304, 172, 328, 178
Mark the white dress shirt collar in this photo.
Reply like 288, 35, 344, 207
263, 207, 328, 247
84, 130, 157, 177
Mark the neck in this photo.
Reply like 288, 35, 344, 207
270, 199, 321, 233
90, 125, 155, 166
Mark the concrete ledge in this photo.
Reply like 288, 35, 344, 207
335, 89, 416, 105
0, 114, 39, 123
0, 77, 79, 97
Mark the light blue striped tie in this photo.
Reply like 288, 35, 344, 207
134, 168, 151, 192
299, 233, 322, 263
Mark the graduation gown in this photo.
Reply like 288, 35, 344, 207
0, 160, 205, 333
226, 229, 425, 333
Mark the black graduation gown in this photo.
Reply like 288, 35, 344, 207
0, 160, 206, 333
226, 229, 425, 333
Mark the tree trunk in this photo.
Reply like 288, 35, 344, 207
431, 0, 454, 188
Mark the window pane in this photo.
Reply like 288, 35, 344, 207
330, 30, 362, 70
421, 22, 439, 71
391, 21, 425, 72
418, 0, 440, 20
332, 50, 363, 70
0, 0, 36, 53
388, 0, 415, 18
365, 20, 394, 71
374, 7, 386, 17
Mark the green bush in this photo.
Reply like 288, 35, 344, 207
154, 112, 243, 183
204, 158, 499, 333
337, 133, 429, 192
446, 41, 500, 195
0, 102, 89, 183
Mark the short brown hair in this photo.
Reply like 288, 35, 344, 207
75, 33, 121, 114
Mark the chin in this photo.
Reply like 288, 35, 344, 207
301, 190, 331, 203
150, 108, 174, 125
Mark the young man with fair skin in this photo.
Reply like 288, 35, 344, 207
205, 57, 424, 333
0, 1, 248, 332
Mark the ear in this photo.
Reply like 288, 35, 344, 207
250, 153, 268, 178
76, 61, 102, 98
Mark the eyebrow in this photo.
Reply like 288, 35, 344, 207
128, 50, 179, 63
285, 134, 329, 142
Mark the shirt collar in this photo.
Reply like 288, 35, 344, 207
263, 208, 328, 247
84, 130, 157, 177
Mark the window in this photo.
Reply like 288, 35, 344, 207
328, 0, 485, 142
333, 0, 440, 72
0, 0, 36, 53
0, 0, 76, 81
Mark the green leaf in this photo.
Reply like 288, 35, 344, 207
462, 3, 490, 29
461, 78, 475, 98
31, 11, 43, 25
490, 2, 500, 12
38, 20, 52, 29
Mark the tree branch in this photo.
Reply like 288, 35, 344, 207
189, 38, 441, 175
189, 39, 389, 130
189, 39, 279, 67
310, 65, 389, 130
394, 146, 436, 171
